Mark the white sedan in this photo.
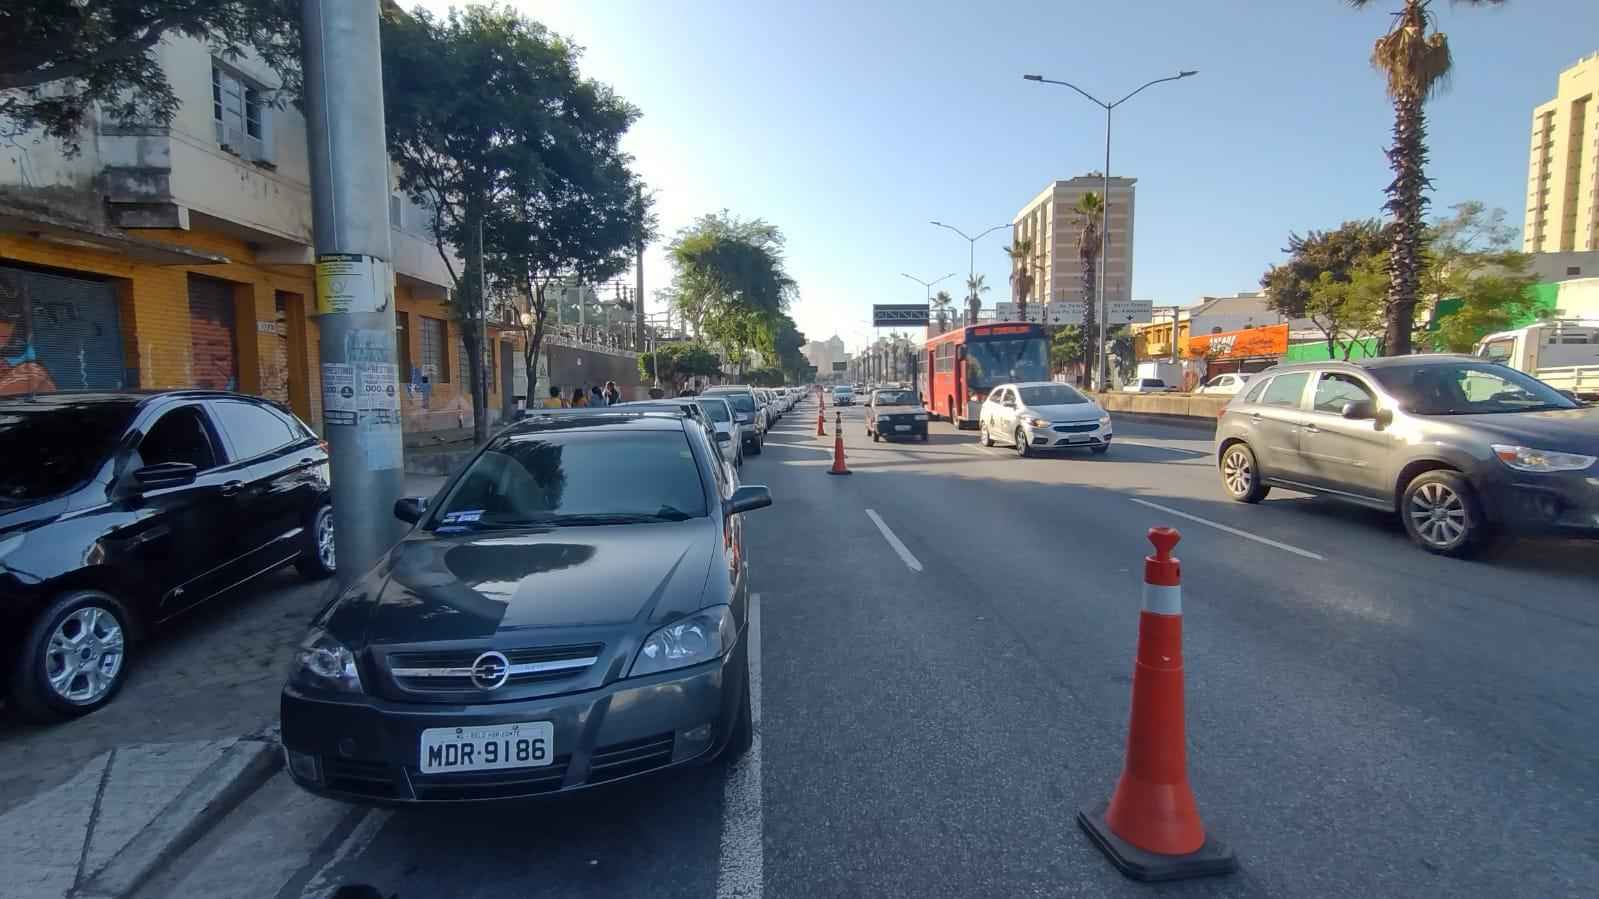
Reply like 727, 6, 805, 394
1195, 372, 1252, 396
978, 381, 1112, 457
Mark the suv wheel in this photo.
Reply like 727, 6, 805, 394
297, 504, 336, 579
1220, 443, 1269, 503
12, 591, 132, 721
1402, 471, 1486, 557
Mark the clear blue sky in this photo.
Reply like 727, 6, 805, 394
454, 1, 1598, 352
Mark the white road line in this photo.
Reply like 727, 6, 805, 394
865, 509, 924, 572
716, 592, 763, 899
299, 808, 393, 898
1128, 498, 1327, 561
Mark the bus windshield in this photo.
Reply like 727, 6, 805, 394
966, 337, 1049, 390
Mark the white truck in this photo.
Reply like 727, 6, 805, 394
1474, 320, 1599, 400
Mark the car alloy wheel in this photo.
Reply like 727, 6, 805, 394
1407, 481, 1469, 550
1014, 429, 1030, 457
46, 605, 126, 706
316, 506, 336, 570
1222, 448, 1252, 496
981, 425, 993, 447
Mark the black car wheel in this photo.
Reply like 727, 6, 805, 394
11, 590, 132, 721
722, 657, 754, 765
1402, 470, 1487, 557
1014, 428, 1031, 458
1091, 444, 1109, 456
297, 503, 336, 579
749, 436, 763, 456
919, 432, 929, 443
1220, 443, 1269, 503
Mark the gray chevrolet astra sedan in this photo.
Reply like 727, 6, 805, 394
1215, 355, 1598, 556
281, 412, 771, 803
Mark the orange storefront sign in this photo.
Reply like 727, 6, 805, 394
1187, 323, 1288, 360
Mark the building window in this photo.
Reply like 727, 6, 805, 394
389, 194, 404, 230
420, 316, 448, 383
396, 311, 413, 381
1568, 266, 1583, 276
212, 63, 272, 163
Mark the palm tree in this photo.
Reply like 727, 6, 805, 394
1004, 237, 1038, 323
931, 289, 954, 331
965, 273, 989, 324
1074, 192, 1104, 382
1347, 0, 1505, 356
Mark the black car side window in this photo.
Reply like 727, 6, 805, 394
213, 400, 297, 461
139, 406, 218, 471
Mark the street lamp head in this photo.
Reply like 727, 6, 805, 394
1178, 70, 1198, 78
929, 220, 943, 227
1023, 74, 1043, 81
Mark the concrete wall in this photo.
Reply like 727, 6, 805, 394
1093, 390, 1229, 425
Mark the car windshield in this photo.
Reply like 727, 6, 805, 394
430, 428, 708, 527
1141, 379, 1165, 387
1370, 361, 1579, 415
712, 392, 756, 414
1019, 385, 1087, 406
873, 390, 916, 405
833, 387, 851, 395
0, 402, 137, 505
966, 337, 1049, 390
700, 399, 731, 422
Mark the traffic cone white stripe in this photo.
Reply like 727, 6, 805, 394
1141, 583, 1182, 615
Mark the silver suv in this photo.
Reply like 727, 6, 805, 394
1215, 356, 1598, 556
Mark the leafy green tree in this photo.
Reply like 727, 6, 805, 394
964, 273, 989, 324
1004, 237, 1038, 322
1051, 325, 1084, 373
1261, 220, 1390, 356
1074, 192, 1105, 376
382, 3, 639, 440
666, 212, 796, 376
1305, 254, 1388, 359
0, 0, 301, 154
1108, 326, 1138, 382
1421, 203, 1541, 352
640, 342, 722, 392
931, 289, 955, 331
1346, 0, 1507, 355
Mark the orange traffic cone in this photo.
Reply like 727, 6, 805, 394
826, 412, 851, 476
1078, 527, 1237, 882
817, 407, 827, 437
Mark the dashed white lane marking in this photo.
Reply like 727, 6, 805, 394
864, 509, 924, 572
1128, 497, 1327, 561
300, 808, 393, 898
716, 592, 764, 899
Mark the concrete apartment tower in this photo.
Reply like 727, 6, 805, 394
1525, 52, 1599, 254
1011, 175, 1136, 310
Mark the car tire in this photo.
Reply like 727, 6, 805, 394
1014, 428, 1030, 458
1401, 470, 1488, 557
1219, 443, 1269, 503
296, 503, 336, 579
919, 432, 929, 443
980, 425, 993, 447
749, 437, 763, 456
722, 657, 755, 765
1091, 444, 1109, 455
11, 590, 133, 722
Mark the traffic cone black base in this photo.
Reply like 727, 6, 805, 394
1077, 802, 1237, 882
827, 468, 853, 476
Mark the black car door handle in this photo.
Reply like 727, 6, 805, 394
220, 480, 245, 497
1303, 423, 1320, 434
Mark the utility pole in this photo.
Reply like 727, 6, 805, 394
634, 183, 645, 355
302, 0, 402, 585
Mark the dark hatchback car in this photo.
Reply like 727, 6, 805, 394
1, 391, 333, 720
281, 412, 771, 804
1216, 356, 1598, 556
865, 388, 930, 442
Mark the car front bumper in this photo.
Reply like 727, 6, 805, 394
1478, 467, 1599, 537
280, 641, 747, 804
1022, 422, 1113, 450
874, 418, 928, 438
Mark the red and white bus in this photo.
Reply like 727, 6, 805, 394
920, 322, 1051, 428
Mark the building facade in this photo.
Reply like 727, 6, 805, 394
1524, 52, 1599, 254
1011, 175, 1136, 309
0, 34, 525, 432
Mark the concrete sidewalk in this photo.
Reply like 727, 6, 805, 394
0, 737, 279, 899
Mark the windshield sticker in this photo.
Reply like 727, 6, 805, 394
442, 510, 483, 524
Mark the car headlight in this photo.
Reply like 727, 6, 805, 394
290, 628, 364, 693
629, 605, 734, 678
1028, 417, 1051, 428
877, 414, 891, 422
914, 413, 929, 421
1098, 415, 1111, 426
1491, 444, 1596, 473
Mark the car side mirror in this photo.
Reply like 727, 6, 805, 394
1340, 399, 1376, 420
714, 430, 731, 443
132, 461, 198, 490
1557, 389, 1579, 402
726, 484, 772, 516
393, 496, 428, 524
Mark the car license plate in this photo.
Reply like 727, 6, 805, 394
419, 721, 553, 773
895, 424, 911, 431
1068, 435, 1089, 443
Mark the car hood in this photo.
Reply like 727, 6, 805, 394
351, 519, 717, 646
1027, 402, 1103, 422
1436, 406, 1599, 453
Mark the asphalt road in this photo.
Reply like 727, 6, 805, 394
145, 399, 1599, 898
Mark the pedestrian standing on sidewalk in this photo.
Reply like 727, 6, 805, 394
604, 380, 621, 405
570, 387, 588, 407
542, 385, 565, 409
590, 385, 607, 407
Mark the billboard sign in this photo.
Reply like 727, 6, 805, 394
872, 304, 930, 326
1105, 300, 1154, 324
995, 301, 1085, 325
1187, 323, 1289, 360
831, 361, 848, 372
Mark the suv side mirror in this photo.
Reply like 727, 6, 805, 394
1340, 399, 1376, 420
394, 496, 428, 524
133, 462, 198, 490
726, 484, 772, 515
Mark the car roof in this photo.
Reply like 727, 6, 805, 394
704, 385, 754, 392
1253, 354, 1482, 377
503, 411, 687, 436
0, 389, 267, 413
994, 381, 1064, 390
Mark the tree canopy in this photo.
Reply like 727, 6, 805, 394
666, 212, 797, 376
1, 1, 302, 154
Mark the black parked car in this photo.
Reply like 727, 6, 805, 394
865, 387, 930, 442
1, 391, 333, 720
280, 411, 771, 804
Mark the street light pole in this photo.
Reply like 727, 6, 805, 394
1023, 69, 1197, 390
930, 222, 1008, 324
